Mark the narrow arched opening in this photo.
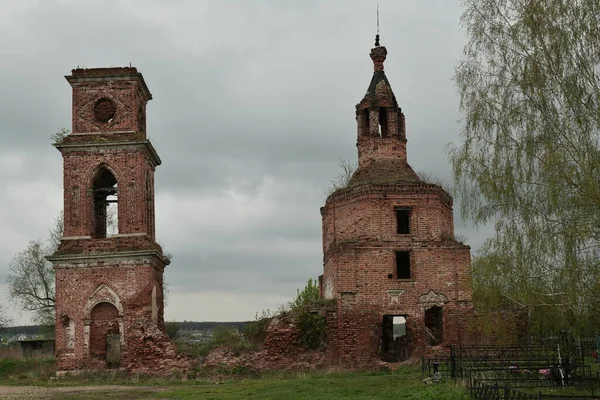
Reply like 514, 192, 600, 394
425, 306, 443, 346
379, 107, 388, 137
363, 109, 371, 136
89, 302, 120, 368
92, 167, 118, 238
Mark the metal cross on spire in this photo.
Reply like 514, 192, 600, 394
375, 4, 380, 46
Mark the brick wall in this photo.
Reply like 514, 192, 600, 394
67, 67, 150, 136
320, 181, 475, 364
54, 257, 192, 374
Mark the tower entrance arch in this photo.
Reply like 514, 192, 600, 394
89, 302, 120, 368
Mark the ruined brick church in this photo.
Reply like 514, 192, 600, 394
48, 68, 190, 374
320, 36, 474, 365
46, 35, 474, 374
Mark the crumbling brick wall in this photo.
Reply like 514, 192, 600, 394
204, 315, 327, 372
320, 184, 475, 365
53, 258, 192, 374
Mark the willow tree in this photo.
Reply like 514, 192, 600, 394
451, 0, 600, 335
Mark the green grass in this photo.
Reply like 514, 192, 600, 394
0, 357, 56, 382
152, 371, 469, 400
0, 367, 469, 400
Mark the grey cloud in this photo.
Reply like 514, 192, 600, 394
0, 0, 482, 325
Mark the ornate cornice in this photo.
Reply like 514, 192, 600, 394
418, 290, 448, 304
54, 137, 162, 168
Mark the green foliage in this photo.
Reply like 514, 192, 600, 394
0, 366, 470, 399
179, 325, 254, 359
288, 278, 320, 311
451, 0, 600, 336
0, 357, 55, 383
176, 341, 214, 358
165, 321, 180, 340
243, 309, 273, 348
288, 279, 329, 350
50, 128, 69, 144
211, 325, 245, 348
296, 309, 327, 350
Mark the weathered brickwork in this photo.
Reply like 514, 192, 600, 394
205, 318, 328, 372
68, 67, 149, 136
320, 39, 476, 366
49, 67, 192, 375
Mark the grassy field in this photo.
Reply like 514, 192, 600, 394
0, 358, 469, 400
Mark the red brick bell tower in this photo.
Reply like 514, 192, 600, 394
48, 67, 190, 375
321, 37, 474, 366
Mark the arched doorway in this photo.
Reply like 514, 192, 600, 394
89, 302, 120, 368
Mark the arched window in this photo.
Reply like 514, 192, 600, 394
379, 107, 388, 137
92, 167, 118, 238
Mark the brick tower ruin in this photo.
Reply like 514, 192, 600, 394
48, 67, 190, 374
320, 37, 474, 366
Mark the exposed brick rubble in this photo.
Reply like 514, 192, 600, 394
204, 316, 328, 372
204, 346, 328, 372
48, 67, 192, 376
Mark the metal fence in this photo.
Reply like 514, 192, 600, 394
422, 339, 600, 399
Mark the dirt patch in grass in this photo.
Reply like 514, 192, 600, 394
0, 385, 173, 400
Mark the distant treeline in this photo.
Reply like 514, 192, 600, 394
176, 321, 247, 331
0, 325, 54, 335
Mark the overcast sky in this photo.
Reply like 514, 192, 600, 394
0, 0, 492, 326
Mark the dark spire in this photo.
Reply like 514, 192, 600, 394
370, 45, 387, 73
375, 4, 380, 47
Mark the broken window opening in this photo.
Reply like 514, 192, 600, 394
93, 167, 118, 238
363, 109, 370, 136
146, 175, 153, 237
381, 315, 408, 362
425, 306, 443, 346
379, 107, 388, 137
106, 194, 118, 237
396, 208, 410, 234
396, 251, 411, 279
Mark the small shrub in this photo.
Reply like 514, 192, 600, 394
211, 325, 254, 355
288, 278, 320, 311
327, 159, 357, 194
177, 341, 213, 358
51, 127, 69, 143
296, 308, 327, 350
243, 311, 273, 348
165, 321, 180, 340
